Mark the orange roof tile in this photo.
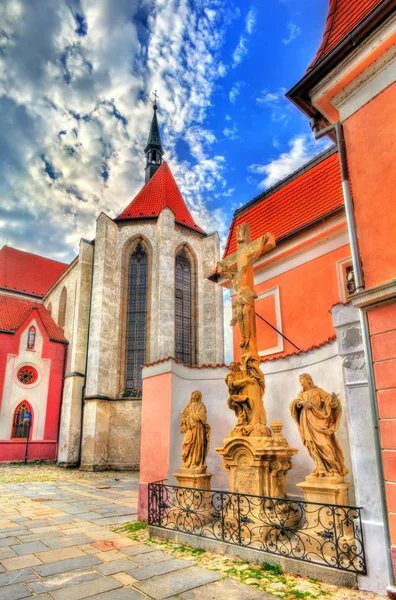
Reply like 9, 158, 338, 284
223, 147, 343, 259
115, 162, 206, 234
308, 0, 383, 70
0, 246, 68, 298
0, 294, 67, 342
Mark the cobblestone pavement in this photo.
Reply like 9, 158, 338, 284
0, 474, 274, 599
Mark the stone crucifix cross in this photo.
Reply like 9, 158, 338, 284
217, 223, 275, 358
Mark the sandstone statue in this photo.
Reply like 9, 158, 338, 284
217, 223, 275, 356
180, 390, 210, 471
225, 357, 269, 437
290, 373, 348, 479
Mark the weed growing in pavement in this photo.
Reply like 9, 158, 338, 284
261, 560, 284, 575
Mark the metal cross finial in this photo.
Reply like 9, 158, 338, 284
152, 90, 159, 105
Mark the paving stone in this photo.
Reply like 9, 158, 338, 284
27, 525, 58, 534
29, 568, 103, 594
112, 572, 138, 586
0, 568, 38, 586
44, 535, 92, 549
127, 558, 195, 581
0, 547, 17, 559
91, 539, 135, 552
87, 589, 146, 599
17, 532, 63, 543
134, 566, 222, 599
0, 582, 32, 600
0, 529, 28, 539
130, 550, 175, 567
93, 559, 139, 575
50, 576, 122, 600
121, 545, 156, 557
0, 553, 42, 571
177, 577, 275, 599
94, 550, 126, 562
33, 555, 102, 577
11, 541, 49, 555
0, 537, 18, 547
34, 546, 85, 563
93, 516, 134, 526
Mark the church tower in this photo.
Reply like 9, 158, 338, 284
53, 102, 224, 470
144, 101, 163, 182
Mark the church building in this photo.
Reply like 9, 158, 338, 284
0, 104, 224, 468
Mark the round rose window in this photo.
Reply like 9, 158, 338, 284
17, 366, 38, 385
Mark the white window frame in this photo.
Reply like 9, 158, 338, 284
256, 286, 284, 357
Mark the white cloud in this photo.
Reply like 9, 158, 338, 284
0, 0, 235, 260
223, 123, 240, 140
232, 35, 248, 67
245, 8, 257, 35
229, 81, 245, 103
248, 134, 330, 189
283, 21, 301, 45
256, 87, 290, 124
231, 5, 256, 68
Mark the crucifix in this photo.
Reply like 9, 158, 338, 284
217, 223, 275, 359
152, 89, 159, 105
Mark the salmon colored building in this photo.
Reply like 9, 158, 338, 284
222, 145, 354, 363
0, 246, 68, 461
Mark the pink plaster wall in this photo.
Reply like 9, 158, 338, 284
138, 371, 172, 520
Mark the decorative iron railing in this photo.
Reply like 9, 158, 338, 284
148, 481, 366, 575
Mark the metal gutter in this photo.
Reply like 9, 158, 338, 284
311, 117, 394, 586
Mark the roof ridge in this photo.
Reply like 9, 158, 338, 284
234, 145, 337, 218
115, 161, 206, 234
0, 245, 68, 267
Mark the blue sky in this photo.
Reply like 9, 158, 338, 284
0, 0, 329, 262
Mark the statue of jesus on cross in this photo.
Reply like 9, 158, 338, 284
217, 223, 275, 359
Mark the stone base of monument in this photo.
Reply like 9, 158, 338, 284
297, 474, 351, 506
216, 421, 298, 498
297, 475, 356, 563
169, 468, 213, 527
173, 467, 212, 490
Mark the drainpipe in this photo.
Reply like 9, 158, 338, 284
77, 242, 95, 466
310, 117, 394, 586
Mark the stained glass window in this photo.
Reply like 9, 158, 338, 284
175, 249, 195, 365
12, 403, 31, 438
124, 243, 148, 397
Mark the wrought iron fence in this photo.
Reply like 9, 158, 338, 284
148, 481, 366, 575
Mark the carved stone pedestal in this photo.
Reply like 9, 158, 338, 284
297, 475, 354, 557
297, 475, 351, 506
170, 468, 213, 527
216, 421, 298, 498
173, 468, 212, 490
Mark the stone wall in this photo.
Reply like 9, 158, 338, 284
80, 207, 223, 470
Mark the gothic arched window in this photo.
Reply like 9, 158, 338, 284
12, 402, 32, 439
58, 287, 67, 328
27, 326, 36, 350
125, 243, 148, 397
175, 249, 196, 365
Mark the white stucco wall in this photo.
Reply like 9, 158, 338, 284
0, 318, 50, 441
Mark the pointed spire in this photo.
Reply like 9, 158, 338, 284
144, 92, 164, 182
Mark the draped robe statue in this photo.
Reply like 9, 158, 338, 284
290, 373, 348, 479
180, 391, 210, 471
225, 357, 269, 437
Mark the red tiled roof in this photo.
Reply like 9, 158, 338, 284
0, 295, 67, 342
223, 147, 343, 259
308, 0, 383, 70
0, 246, 68, 297
115, 162, 206, 234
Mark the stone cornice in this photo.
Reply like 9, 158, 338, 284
352, 279, 396, 309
